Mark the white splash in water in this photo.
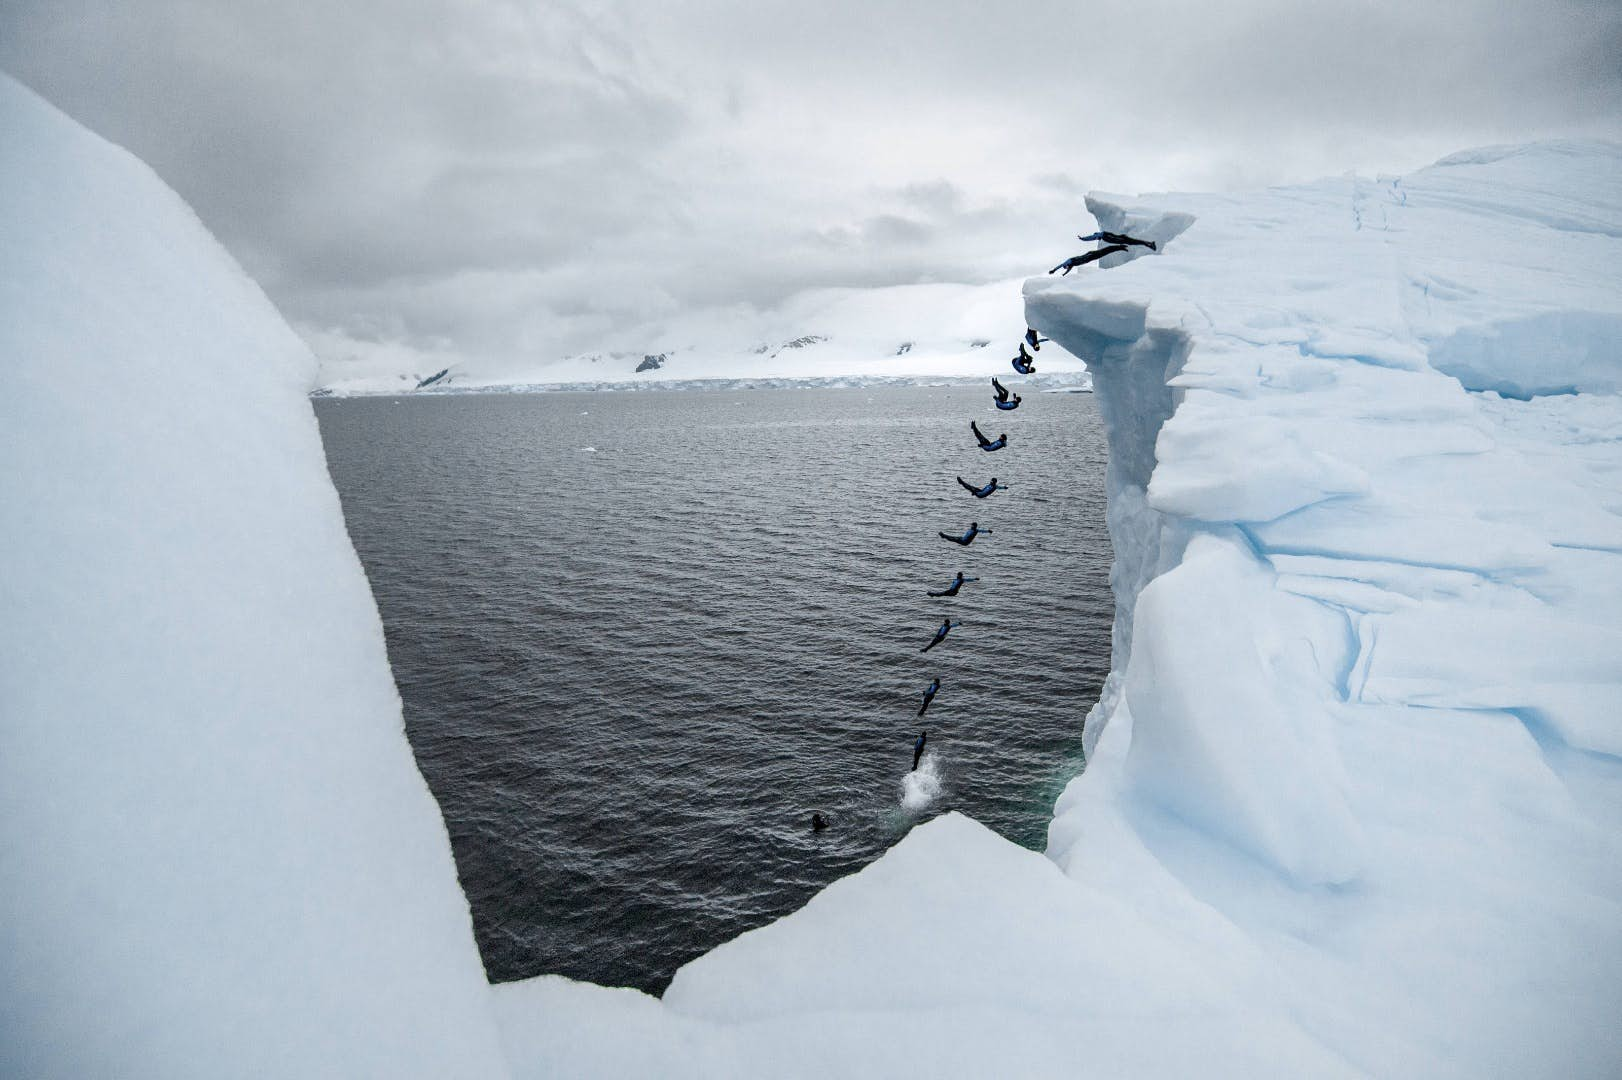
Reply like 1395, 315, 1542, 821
579, 446, 597, 452
900, 755, 941, 811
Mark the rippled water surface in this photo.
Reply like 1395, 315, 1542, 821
315, 385, 1112, 993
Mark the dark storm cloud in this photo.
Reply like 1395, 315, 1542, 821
3, 0, 1619, 365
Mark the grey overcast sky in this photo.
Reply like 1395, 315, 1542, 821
4, 0, 1620, 365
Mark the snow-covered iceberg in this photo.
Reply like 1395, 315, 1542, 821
0, 74, 509, 1077
5, 68, 1620, 1078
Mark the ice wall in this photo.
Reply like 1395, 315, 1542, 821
0, 75, 509, 1077
1029, 140, 1622, 1075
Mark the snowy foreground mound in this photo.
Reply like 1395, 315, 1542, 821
6, 73, 1621, 1077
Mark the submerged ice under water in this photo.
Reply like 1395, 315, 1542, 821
316, 385, 1112, 993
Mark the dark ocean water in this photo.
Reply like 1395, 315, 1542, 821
314, 384, 1113, 994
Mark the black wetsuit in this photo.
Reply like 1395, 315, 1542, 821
927, 571, 977, 597
939, 523, 988, 546
992, 377, 1011, 402
1012, 343, 1036, 375
811, 813, 828, 831
971, 421, 1007, 452
1024, 328, 1047, 351
918, 678, 940, 717
1050, 244, 1128, 275
912, 731, 928, 771
1079, 230, 1157, 251
921, 620, 959, 652
957, 476, 1003, 499
994, 394, 1021, 411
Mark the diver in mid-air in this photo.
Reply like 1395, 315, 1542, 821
927, 571, 978, 597
1078, 230, 1157, 250
992, 378, 1022, 410
1024, 328, 1047, 351
939, 521, 990, 546
918, 677, 941, 717
912, 730, 928, 771
971, 420, 1007, 451
921, 619, 960, 653
1012, 343, 1036, 375
957, 476, 1005, 499
1049, 244, 1128, 275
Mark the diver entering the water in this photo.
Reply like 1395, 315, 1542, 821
927, 571, 978, 597
1012, 343, 1036, 375
1078, 230, 1157, 251
957, 476, 1005, 499
912, 731, 928, 771
921, 619, 960, 652
939, 522, 990, 546
1049, 244, 1128, 275
1025, 328, 1048, 351
919, 678, 940, 717
972, 420, 1007, 451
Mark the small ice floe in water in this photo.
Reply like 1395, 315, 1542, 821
579, 446, 597, 452
579, 410, 589, 415
900, 756, 942, 811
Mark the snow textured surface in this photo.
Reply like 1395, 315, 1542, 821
7, 67, 1622, 1079
0, 75, 508, 1078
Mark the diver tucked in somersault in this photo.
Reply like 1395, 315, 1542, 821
994, 389, 1021, 411
1012, 343, 1036, 375
957, 476, 1005, 499
1050, 244, 1127, 275
972, 420, 1007, 451
912, 731, 928, 771
928, 571, 978, 597
1079, 230, 1156, 251
918, 677, 940, 717
921, 620, 959, 653
1025, 328, 1047, 351
939, 521, 990, 546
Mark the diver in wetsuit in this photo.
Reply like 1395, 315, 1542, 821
918, 678, 940, 717
1078, 230, 1157, 251
939, 522, 990, 546
995, 391, 1021, 411
921, 619, 960, 652
971, 420, 1007, 451
957, 476, 1005, 499
927, 571, 978, 597
1025, 328, 1047, 351
912, 731, 928, 771
1049, 244, 1128, 275
1012, 343, 1036, 375
811, 812, 828, 831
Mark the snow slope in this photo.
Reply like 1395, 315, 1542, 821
0, 75, 509, 1077
7, 67, 1621, 1078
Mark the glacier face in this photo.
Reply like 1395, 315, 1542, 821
6, 66, 1622, 1079
1030, 141, 1622, 1077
